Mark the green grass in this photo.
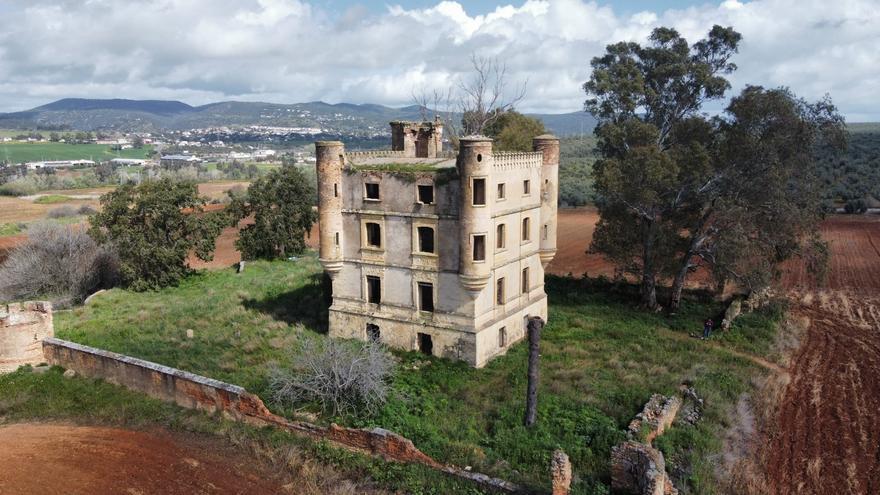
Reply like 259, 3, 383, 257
54, 259, 783, 494
0, 222, 24, 236
0, 142, 153, 163
33, 194, 76, 204
0, 366, 487, 494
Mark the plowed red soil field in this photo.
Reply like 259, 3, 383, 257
768, 214, 880, 494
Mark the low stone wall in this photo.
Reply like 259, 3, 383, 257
42, 338, 522, 493
627, 394, 682, 443
42, 338, 272, 422
1, 302, 54, 373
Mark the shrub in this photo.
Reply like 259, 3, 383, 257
47, 205, 79, 219
844, 198, 868, 214
227, 166, 317, 260
77, 204, 97, 216
89, 179, 224, 290
0, 223, 119, 303
269, 338, 395, 417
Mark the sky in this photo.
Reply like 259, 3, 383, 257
0, 0, 878, 120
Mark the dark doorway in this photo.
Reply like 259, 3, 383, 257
366, 323, 380, 343
417, 333, 433, 356
418, 282, 434, 312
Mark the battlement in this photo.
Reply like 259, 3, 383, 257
493, 151, 544, 170
346, 150, 408, 162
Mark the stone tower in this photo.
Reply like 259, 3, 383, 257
315, 123, 558, 367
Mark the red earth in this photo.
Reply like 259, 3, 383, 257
767, 214, 880, 495
0, 424, 294, 495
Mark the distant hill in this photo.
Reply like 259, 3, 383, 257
0, 98, 596, 136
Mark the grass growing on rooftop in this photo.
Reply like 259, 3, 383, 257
54, 259, 783, 493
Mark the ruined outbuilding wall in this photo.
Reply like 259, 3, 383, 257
42, 337, 522, 493
0, 301, 53, 373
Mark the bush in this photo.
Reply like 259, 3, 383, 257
47, 205, 78, 219
77, 204, 97, 216
0, 223, 119, 304
269, 338, 395, 417
844, 198, 868, 214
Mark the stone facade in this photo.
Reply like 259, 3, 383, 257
316, 124, 559, 367
0, 301, 53, 373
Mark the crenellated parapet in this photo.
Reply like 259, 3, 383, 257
493, 151, 543, 170
346, 150, 408, 162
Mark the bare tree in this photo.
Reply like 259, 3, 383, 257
458, 54, 527, 136
410, 54, 527, 147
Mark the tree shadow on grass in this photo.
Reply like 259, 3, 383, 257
241, 272, 330, 334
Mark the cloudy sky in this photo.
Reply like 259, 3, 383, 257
0, 0, 878, 120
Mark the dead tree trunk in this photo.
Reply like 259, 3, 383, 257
524, 316, 545, 427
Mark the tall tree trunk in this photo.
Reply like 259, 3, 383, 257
668, 260, 690, 312
524, 316, 545, 427
641, 222, 659, 310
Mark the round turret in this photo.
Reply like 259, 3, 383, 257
533, 135, 559, 268
457, 136, 494, 294
315, 141, 345, 277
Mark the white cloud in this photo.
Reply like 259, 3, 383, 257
0, 0, 877, 120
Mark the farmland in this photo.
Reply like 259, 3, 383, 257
0, 142, 153, 163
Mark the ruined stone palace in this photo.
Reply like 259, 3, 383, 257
315, 120, 558, 367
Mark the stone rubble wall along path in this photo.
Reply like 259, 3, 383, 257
41, 337, 524, 493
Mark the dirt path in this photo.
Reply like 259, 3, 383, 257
0, 423, 296, 495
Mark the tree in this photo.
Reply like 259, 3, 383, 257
227, 166, 317, 260
89, 179, 223, 290
584, 26, 845, 310
132, 136, 145, 149
458, 54, 527, 137
682, 87, 844, 300
484, 110, 546, 152
584, 25, 742, 309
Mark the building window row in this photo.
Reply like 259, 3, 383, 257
362, 181, 436, 205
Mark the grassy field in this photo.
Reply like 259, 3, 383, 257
55, 256, 783, 493
0, 142, 153, 163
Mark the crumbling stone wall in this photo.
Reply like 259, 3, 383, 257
0, 301, 53, 373
628, 394, 682, 443
611, 441, 677, 495
41, 337, 523, 493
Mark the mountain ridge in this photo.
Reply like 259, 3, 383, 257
0, 98, 597, 136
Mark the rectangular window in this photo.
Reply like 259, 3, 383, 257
522, 217, 531, 241
418, 282, 434, 312
365, 182, 380, 200
496, 278, 505, 305
334, 232, 339, 246
473, 235, 486, 261
417, 184, 434, 204
496, 224, 506, 249
543, 224, 549, 240
366, 276, 381, 304
334, 183, 338, 197
523, 179, 530, 195
366, 222, 381, 248
522, 267, 530, 294
417, 226, 435, 254
472, 178, 486, 206
497, 182, 505, 200
499, 327, 507, 348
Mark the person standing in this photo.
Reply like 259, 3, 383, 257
702, 318, 714, 340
